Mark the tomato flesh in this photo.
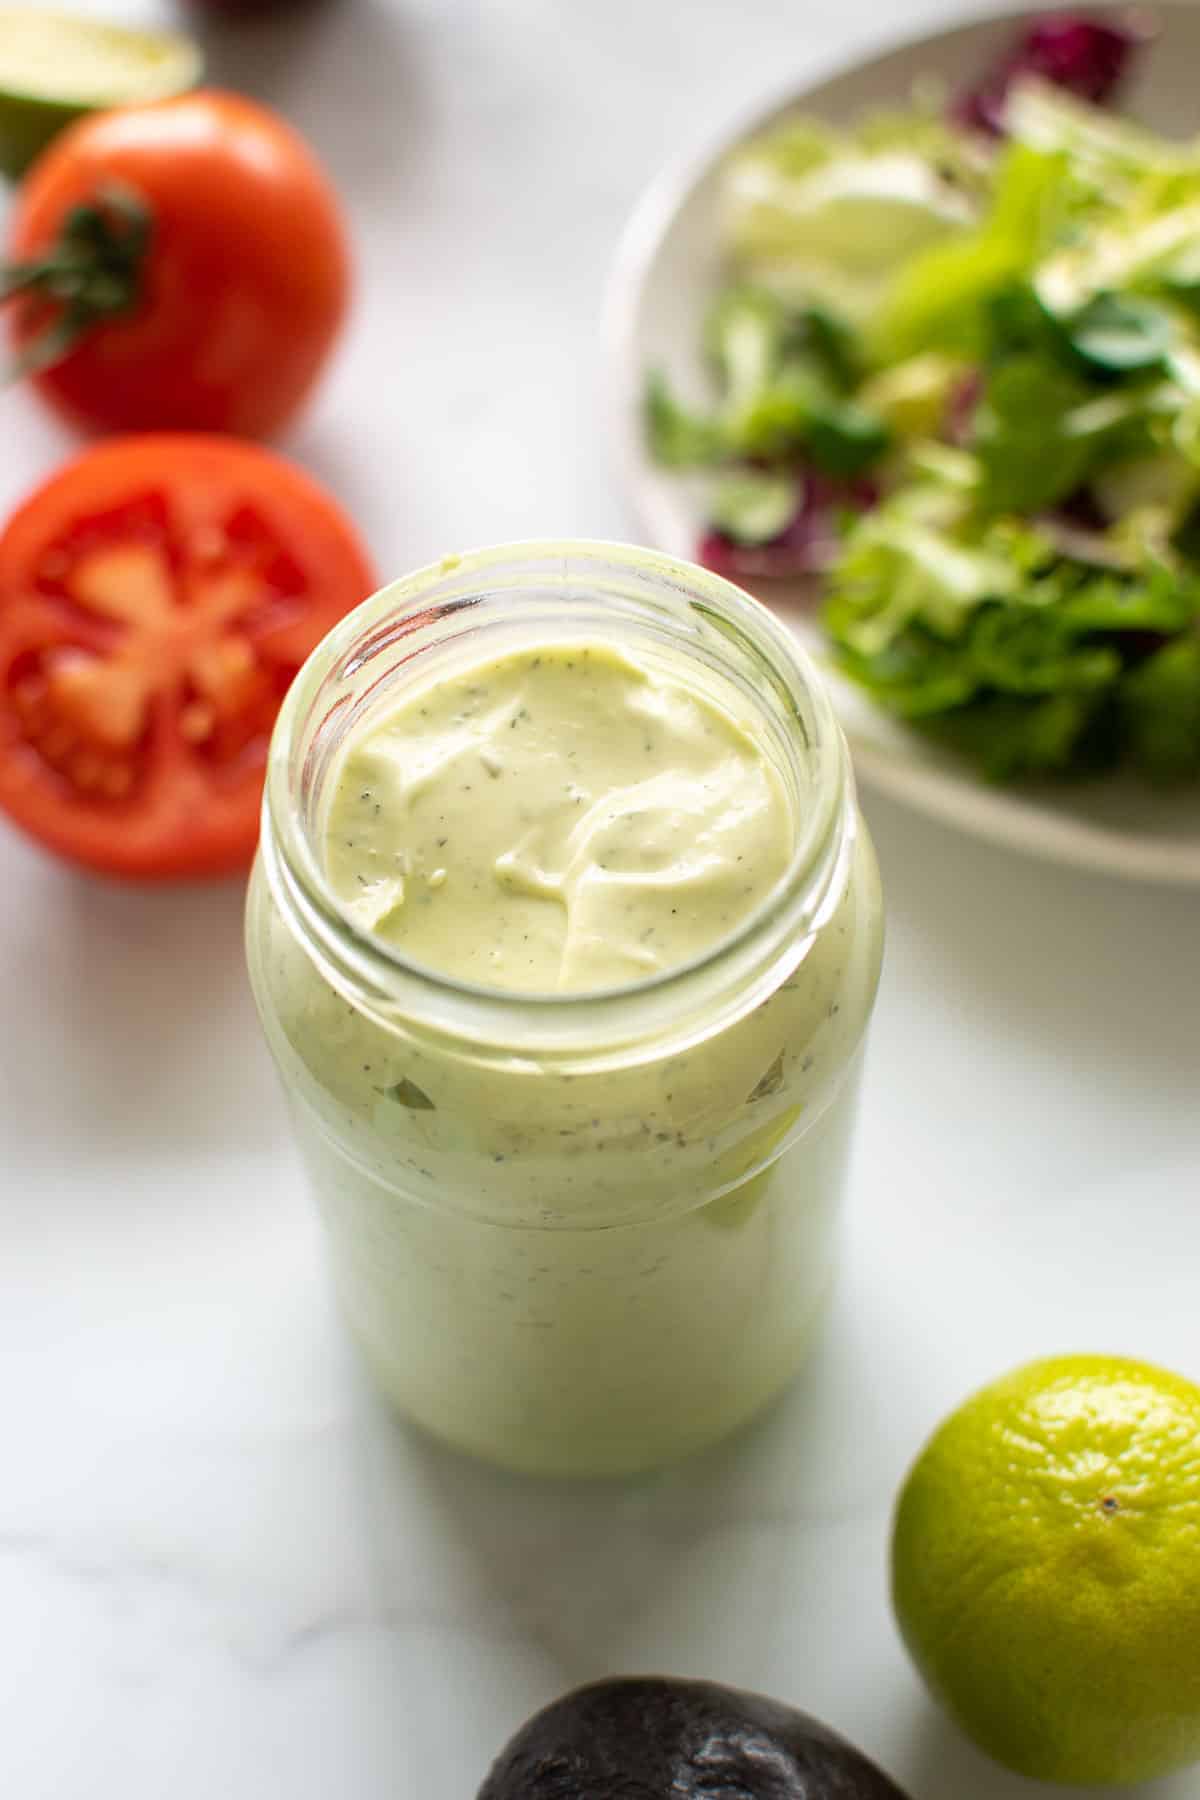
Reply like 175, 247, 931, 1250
0, 437, 375, 879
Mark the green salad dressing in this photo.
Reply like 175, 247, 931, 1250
323, 643, 793, 993
247, 550, 884, 1476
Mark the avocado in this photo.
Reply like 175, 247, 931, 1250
477, 1675, 913, 1799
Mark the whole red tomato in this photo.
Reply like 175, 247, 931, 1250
6, 91, 350, 439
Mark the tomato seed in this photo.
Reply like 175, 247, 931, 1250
190, 527, 227, 563
180, 701, 215, 742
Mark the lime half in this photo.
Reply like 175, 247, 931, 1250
0, 10, 202, 178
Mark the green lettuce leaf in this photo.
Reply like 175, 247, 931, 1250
1120, 635, 1200, 780
708, 469, 797, 545
644, 287, 889, 474
873, 143, 1072, 363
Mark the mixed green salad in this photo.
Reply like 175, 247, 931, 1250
646, 14, 1200, 783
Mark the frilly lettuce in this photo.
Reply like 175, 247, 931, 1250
644, 27, 1200, 782
823, 482, 1200, 779
722, 106, 980, 325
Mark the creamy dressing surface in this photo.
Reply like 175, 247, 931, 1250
323, 643, 793, 994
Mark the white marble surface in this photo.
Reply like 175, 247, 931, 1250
1, 1, 1198, 1796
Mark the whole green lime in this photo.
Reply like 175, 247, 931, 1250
891, 1354, 1200, 1787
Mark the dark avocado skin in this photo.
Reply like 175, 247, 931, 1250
477, 1675, 913, 1800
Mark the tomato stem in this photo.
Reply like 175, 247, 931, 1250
1, 184, 152, 379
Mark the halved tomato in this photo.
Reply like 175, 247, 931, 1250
0, 435, 376, 879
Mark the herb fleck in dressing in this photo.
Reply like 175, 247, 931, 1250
323, 644, 793, 993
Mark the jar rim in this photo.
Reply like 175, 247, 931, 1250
260, 538, 854, 1060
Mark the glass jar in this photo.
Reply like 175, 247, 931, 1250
246, 542, 883, 1477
